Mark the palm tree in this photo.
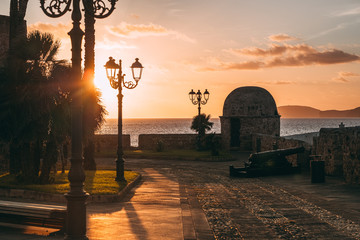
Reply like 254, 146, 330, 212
82, 85, 107, 170
0, 30, 67, 182
191, 114, 214, 136
39, 63, 72, 183
82, 2, 107, 170
191, 114, 214, 150
1, 30, 107, 183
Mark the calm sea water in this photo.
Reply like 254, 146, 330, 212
96, 118, 360, 146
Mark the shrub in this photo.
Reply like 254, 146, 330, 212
156, 140, 165, 152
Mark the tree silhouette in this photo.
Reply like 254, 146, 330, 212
191, 114, 214, 150
0, 30, 105, 183
191, 114, 214, 136
82, 1, 107, 170
1, 31, 63, 181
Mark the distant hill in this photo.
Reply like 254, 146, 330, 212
278, 106, 360, 118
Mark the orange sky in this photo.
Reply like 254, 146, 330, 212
2, 0, 360, 118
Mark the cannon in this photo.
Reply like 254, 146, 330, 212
230, 146, 305, 177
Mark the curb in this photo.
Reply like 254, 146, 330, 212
0, 174, 142, 204
125, 155, 236, 162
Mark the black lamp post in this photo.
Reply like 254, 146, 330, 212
40, 1, 117, 239
189, 89, 210, 115
105, 57, 144, 181
189, 89, 210, 148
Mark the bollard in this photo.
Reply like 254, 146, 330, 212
311, 160, 325, 183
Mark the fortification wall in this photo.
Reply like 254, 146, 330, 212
252, 134, 311, 168
138, 134, 198, 150
94, 133, 222, 151
93, 134, 131, 153
313, 126, 360, 183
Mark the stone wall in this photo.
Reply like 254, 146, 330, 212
252, 134, 311, 168
93, 134, 131, 153
221, 116, 280, 151
220, 87, 280, 151
138, 134, 198, 150
313, 127, 360, 183
95, 133, 222, 151
283, 132, 319, 145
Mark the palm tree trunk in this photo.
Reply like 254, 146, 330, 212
8, 0, 28, 174
83, 1, 97, 170
9, 140, 21, 174
40, 135, 58, 183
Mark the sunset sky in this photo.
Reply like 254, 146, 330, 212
1, 0, 360, 118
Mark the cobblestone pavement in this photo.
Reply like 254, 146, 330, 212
1, 156, 359, 240
126, 157, 360, 240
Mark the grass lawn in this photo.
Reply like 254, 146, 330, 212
0, 170, 139, 195
96, 149, 233, 161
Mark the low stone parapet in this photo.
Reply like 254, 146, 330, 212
93, 134, 131, 153
313, 126, 360, 183
252, 134, 311, 169
138, 134, 198, 150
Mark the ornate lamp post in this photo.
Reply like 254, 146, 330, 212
105, 57, 144, 181
189, 89, 210, 148
189, 89, 210, 115
40, 0, 116, 239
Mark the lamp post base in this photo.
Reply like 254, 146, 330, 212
64, 192, 89, 240
115, 157, 126, 182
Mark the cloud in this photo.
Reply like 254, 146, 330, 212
28, 22, 72, 39
335, 7, 360, 16
337, 71, 360, 77
108, 22, 196, 43
254, 80, 295, 85
308, 23, 348, 40
228, 43, 317, 57
332, 71, 360, 83
228, 45, 286, 56
221, 61, 263, 70
108, 22, 168, 36
266, 49, 359, 67
207, 42, 360, 71
333, 77, 350, 83
130, 14, 140, 19
268, 34, 297, 42
95, 38, 136, 50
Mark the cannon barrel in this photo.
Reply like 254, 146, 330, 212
249, 146, 305, 162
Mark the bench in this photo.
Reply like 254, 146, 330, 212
0, 200, 66, 230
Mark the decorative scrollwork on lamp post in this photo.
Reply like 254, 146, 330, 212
40, 0, 71, 18
189, 89, 210, 116
105, 57, 144, 182
40, 0, 117, 239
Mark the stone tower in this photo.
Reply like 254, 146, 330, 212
220, 86, 280, 150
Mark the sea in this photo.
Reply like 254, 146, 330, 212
96, 118, 360, 147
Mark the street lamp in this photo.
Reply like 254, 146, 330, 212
189, 89, 210, 149
105, 57, 144, 181
189, 89, 210, 115
40, 0, 117, 239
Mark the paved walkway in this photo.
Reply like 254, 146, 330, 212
87, 168, 212, 240
0, 155, 360, 239
0, 166, 213, 240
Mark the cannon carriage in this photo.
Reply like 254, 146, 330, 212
230, 146, 305, 177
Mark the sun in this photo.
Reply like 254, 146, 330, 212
94, 67, 118, 118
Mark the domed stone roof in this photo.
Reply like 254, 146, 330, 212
223, 86, 279, 117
